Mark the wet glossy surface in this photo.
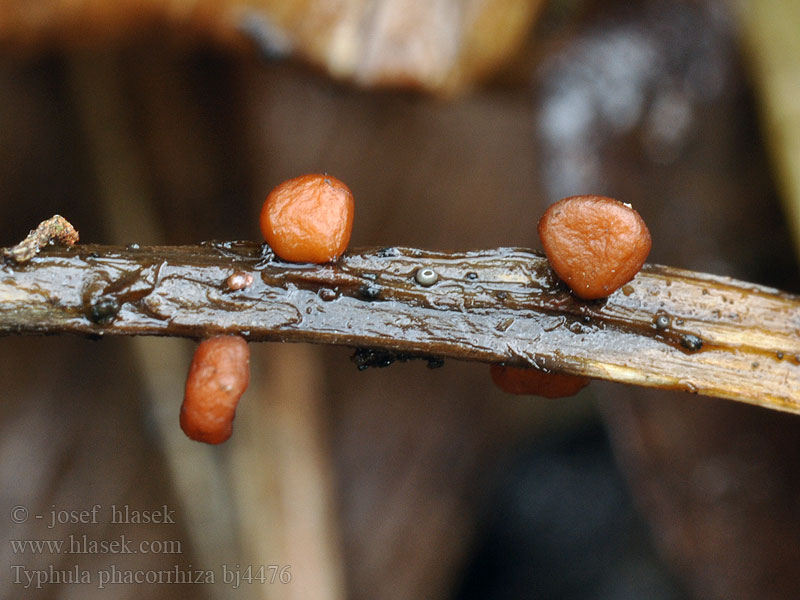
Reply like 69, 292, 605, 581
1, 241, 798, 409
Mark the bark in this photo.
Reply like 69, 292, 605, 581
1, 242, 799, 411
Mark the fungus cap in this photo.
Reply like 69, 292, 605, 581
181, 335, 250, 444
260, 174, 354, 264
538, 195, 651, 300
490, 364, 590, 398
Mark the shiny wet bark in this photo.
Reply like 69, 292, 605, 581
2, 241, 798, 410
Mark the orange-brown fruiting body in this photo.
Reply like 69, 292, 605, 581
490, 364, 590, 398
260, 174, 355, 264
538, 195, 651, 300
181, 335, 250, 444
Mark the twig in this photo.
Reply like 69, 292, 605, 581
1, 241, 798, 412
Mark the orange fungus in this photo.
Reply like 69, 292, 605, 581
260, 173, 355, 264
490, 364, 590, 399
181, 335, 250, 444
538, 195, 651, 300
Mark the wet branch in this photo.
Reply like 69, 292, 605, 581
1, 241, 799, 412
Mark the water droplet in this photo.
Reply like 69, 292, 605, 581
415, 267, 438, 287
654, 314, 671, 329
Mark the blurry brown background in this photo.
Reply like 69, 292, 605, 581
1, 0, 800, 598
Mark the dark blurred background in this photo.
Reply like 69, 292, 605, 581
1, 0, 799, 598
